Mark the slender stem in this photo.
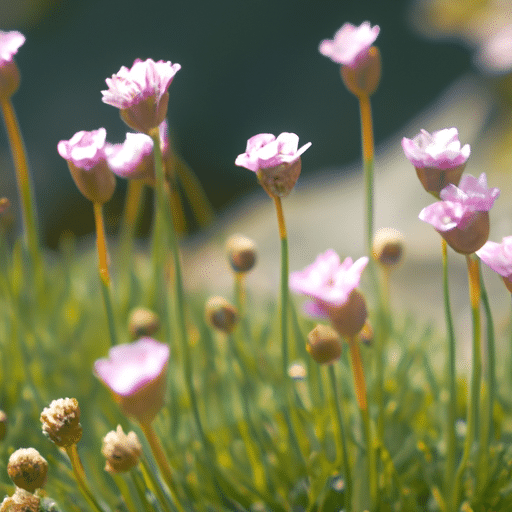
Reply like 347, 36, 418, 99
149, 127, 207, 447
65, 444, 106, 512
111, 473, 138, 512
442, 238, 457, 500
93, 202, 117, 346
327, 364, 352, 511
273, 196, 289, 374
137, 458, 174, 512
347, 336, 376, 509
139, 422, 185, 512
480, 271, 495, 445
358, 93, 374, 256
0, 98, 41, 275
120, 179, 144, 256
452, 254, 482, 510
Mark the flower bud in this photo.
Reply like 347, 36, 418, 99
372, 227, 404, 268
340, 46, 381, 97
328, 289, 368, 338
128, 307, 160, 339
101, 425, 142, 473
226, 234, 257, 273
205, 296, 238, 334
0, 31, 25, 100
40, 398, 82, 447
307, 324, 342, 365
7, 448, 48, 492
0, 410, 7, 440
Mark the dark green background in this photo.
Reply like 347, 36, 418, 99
0, 0, 471, 247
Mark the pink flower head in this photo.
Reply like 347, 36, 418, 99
94, 337, 170, 424
102, 58, 181, 134
475, 24, 512, 75
58, 128, 116, 204
235, 132, 311, 197
0, 30, 24, 66
476, 236, 512, 291
402, 128, 470, 170
319, 22, 380, 67
419, 173, 500, 254
290, 249, 368, 314
0, 31, 25, 99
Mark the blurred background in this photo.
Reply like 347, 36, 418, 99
1, 0, 508, 248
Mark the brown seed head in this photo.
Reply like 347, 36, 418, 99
226, 234, 257, 273
205, 296, 238, 334
128, 307, 161, 339
102, 425, 142, 473
0, 487, 40, 512
7, 448, 48, 493
372, 227, 404, 269
40, 398, 82, 447
307, 324, 342, 365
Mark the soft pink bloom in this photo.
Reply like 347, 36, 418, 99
106, 132, 154, 181
419, 173, 500, 232
290, 249, 368, 315
58, 128, 116, 204
475, 24, 512, 74
319, 22, 380, 67
235, 132, 311, 173
476, 236, 512, 284
102, 58, 181, 133
0, 30, 25, 66
402, 128, 470, 170
58, 128, 108, 171
94, 338, 169, 424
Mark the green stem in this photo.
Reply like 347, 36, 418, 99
442, 239, 457, 501
139, 422, 185, 512
328, 364, 352, 511
138, 458, 174, 512
0, 98, 41, 280
149, 127, 207, 448
65, 444, 106, 512
452, 254, 482, 509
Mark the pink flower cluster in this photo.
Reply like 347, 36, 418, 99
477, 237, 512, 291
0, 30, 25, 67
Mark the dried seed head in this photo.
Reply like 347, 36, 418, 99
307, 324, 342, 365
372, 227, 404, 269
7, 448, 48, 493
40, 398, 82, 447
128, 307, 160, 339
226, 234, 257, 273
0, 487, 40, 512
101, 425, 142, 473
205, 296, 238, 334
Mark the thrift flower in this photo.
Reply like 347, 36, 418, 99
235, 132, 311, 197
319, 22, 381, 96
40, 398, 82, 447
7, 448, 48, 493
102, 58, 181, 134
102, 425, 142, 474
402, 128, 470, 197
290, 249, 369, 337
0, 30, 25, 99
319, 22, 379, 67
476, 236, 512, 292
94, 337, 170, 424
419, 173, 500, 254
57, 128, 116, 204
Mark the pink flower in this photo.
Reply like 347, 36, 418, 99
419, 173, 500, 254
94, 337, 170, 424
475, 24, 512, 75
402, 128, 470, 170
319, 22, 380, 67
476, 236, 512, 291
102, 58, 181, 134
290, 250, 369, 337
58, 128, 116, 204
0, 30, 25, 99
0, 31, 24, 66
290, 250, 368, 313
235, 132, 311, 197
